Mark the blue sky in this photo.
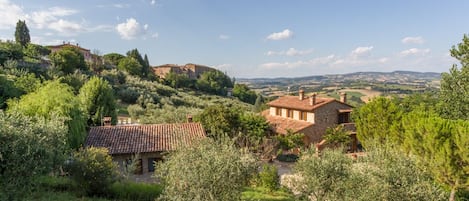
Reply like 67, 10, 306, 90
1, 0, 468, 78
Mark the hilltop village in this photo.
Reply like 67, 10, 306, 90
2, 21, 469, 201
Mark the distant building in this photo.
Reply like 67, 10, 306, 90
85, 122, 206, 174
262, 90, 358, 151
48, 42, 93, 62
152, 63, 215, 79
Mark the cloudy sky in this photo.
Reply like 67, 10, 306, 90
0, 0, 468, 78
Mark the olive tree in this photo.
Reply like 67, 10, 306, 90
0, 112, 67, 200
155, 138, 257, 201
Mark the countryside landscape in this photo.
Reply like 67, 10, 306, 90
1, 1, 469, 201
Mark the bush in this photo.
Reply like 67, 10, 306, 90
156, 138, 257, 201
66, 147, 119, 196
118, 88, 140, 104
258, 164, 279, 191
110, 182, 163, 201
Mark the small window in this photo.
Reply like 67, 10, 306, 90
148, 158, 158, 172
300, 112, 308, 121
275, 108, 281, 116
287, 109, 293, 118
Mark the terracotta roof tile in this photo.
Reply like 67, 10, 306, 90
267, 96, 336, 111
85, 123, 206, 155
261, 110, 313, 134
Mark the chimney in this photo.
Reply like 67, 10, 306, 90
102, 117, 112, 126
340, 92, 347, 103
299, 89, 305, 100
310, 93, 317, 105
186, 114, 193, 123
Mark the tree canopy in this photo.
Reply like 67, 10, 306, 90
196, 70, 233, 95
49, 46, 87, 75
7, 80, 87, 149
118, 57, 142, 76
14, 20, 30, 47
79, 76, 117, 126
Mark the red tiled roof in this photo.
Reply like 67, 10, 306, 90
85, 123, 206, 155
267, 96, 336, 111
261, 110, 313, 134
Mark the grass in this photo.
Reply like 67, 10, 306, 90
29, 176, 163, 201
242, 187, 295, 201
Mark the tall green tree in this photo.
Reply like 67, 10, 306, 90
49, 46, 87, 75
233, 84, 257, 104
196, 70, 233, 95
7, 80, 86, 149
79, 77, 117, 126
353, 96, 403, 148
117, 57, 142, 76
14, 20, 30, 47
438, 34, 469, 120
196, 104, 241, 138
402, 109, 469, 201
103, 52, 125, 66
126, 48, 150, 77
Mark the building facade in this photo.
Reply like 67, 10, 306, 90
48, 42, 93, 62
262, 90, 357, 151
152, 63, 215, 79
85, 122, 206, 174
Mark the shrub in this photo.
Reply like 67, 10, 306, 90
156, 138, 257, 201
66, 147, 119, 196
258, 164, 279, 191
118, 88, 140, 104
110, 181, 163, 201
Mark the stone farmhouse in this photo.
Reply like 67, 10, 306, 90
48, 42, 93, 62
262, 90, 357, 151
85, 121, 206, 174
152, 63, 215, 79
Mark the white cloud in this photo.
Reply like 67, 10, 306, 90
0, 0, 27, 29
400, 48, 430, 56
215, 64, 232, 69
260, 55, 336, 69
266, 29, 293, 41
48, 19, 84, 35
266, 48, 313, 56
401, 36, 425, 44
351, 46, 373, 57
113, 4, 130, 8
116, 18, 147, 40
30, 7, 78, 29
151, 0, 156, 5
219, 34, 230, 40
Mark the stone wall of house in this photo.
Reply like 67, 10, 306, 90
112, 152, 164, 174
301, 101, 353, 144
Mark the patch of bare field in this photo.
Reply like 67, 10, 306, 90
339, 88, 382, 103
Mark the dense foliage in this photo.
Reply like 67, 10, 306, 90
49, 46, 87, 75
7, 80, 87, 149
67, 147, 119, 196
14, 20, 30, 47
233, 84, 257, 104
0, 112, 67, 200
287, 148, 447, 201
156, 138, 257, 201
79, 76, 117, 126
196, 70, 233, 95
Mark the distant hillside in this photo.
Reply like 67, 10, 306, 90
238, 71, 441, 84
